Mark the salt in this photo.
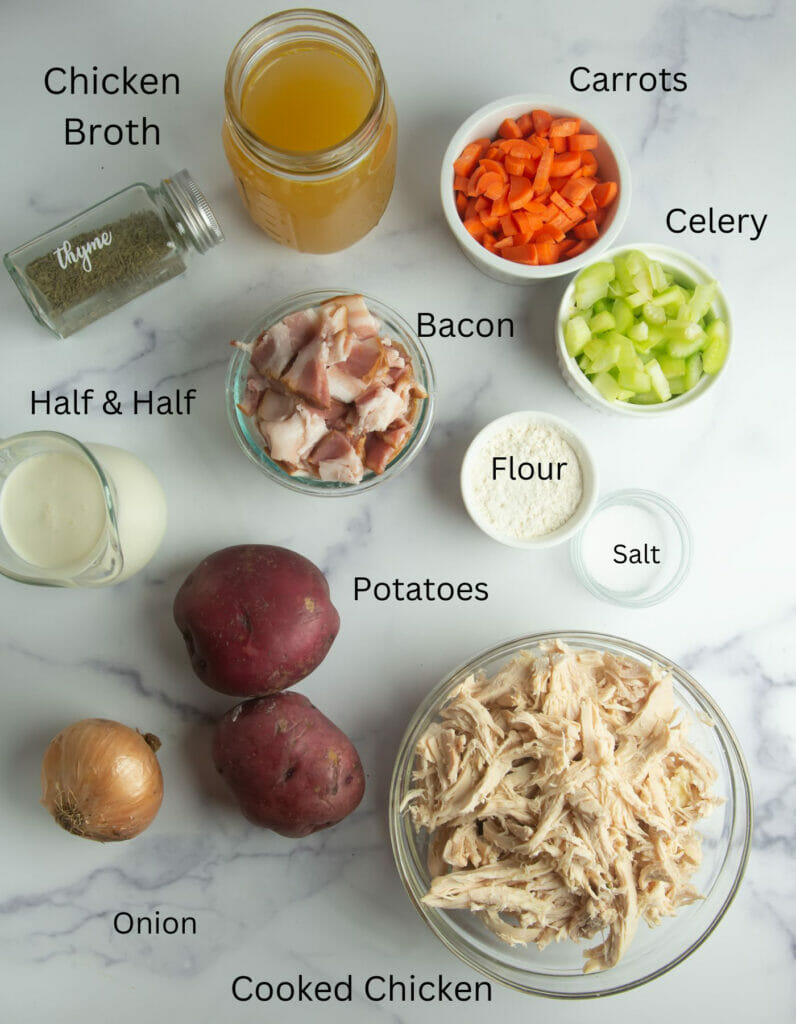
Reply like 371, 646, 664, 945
579, 500, 675, 596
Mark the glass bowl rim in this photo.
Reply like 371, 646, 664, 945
225, 287, 436, 496
389, 629, 753, 999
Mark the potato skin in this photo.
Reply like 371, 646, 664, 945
213, 692, 365, 837
173, 544, 340, 696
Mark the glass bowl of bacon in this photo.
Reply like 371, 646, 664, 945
226, 290, 435, 495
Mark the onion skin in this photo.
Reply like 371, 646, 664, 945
41, 719, 164, 842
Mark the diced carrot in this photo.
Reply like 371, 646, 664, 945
479, 158, 507, 179
549, 117, 580, 137
574, 219, 599, 240
581, 190, 597, 213
536, 241, 556, 264
531, 109, 552, 136
490, 192, 511, 217
533, 146, 553, 193
550, 152, 581, 177
500, 213, 516, 237
452, 107, 618, 266
498, 117, 523, 140
550, 191, 577, 218
593, 181, 618, 207
501, 243, 538, 264
453, 142, 484, 178
561, 176, 597, 204
463, 217, 485, 239
508, 174, 534, 210
508, 140, 534, 160
579, 151, 598, 176
466, 166, 486, 195
568, 133, 598, 151
485, 175, 508, 200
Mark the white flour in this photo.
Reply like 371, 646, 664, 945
468, 420, 583, 539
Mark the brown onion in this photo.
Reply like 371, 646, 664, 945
41, 718, 164, 842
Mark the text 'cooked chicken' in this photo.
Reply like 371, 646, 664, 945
234, 294, 426, 483
403, 641, 720, 972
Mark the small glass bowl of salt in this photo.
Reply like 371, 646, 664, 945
570, 489, 692, 607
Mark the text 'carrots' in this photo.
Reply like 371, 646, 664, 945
452, 108, 619, 266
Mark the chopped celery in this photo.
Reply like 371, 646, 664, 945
592, 372, 633, 403
565, 315, 591, 357
646, 358, 672, 402
611, 297, 634, 334
627, 321, 649, 343
685, 353, 702, 389
590, 342, 622, 372
617, 368, 651, 393
703, 332, 729, 374
564, 252, 728, 405
589, 310, 616, 334
649, 260, 668, 292
642, 302, 666, 326
658, 355, 686, 378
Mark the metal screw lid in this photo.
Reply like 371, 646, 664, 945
161, 169, 225, 254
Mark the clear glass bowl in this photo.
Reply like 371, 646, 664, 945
570, 489, 693, 607
389, 631, 753, 998
226, 289, 435, 496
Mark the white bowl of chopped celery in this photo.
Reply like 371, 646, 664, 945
556, 244, 731, 415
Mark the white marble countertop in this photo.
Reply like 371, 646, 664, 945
1, 0, 793, 1020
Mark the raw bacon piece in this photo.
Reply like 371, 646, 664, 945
326, 294, 380, 339
364, 432, 395, 474
354, 383, 406, 434
250, 308, 319, 377
256, 388, 296, 422
381, 418, 412, 449
281, 336, 331, 409
237, 371, 267, 416
338, 336, 385, 382
309, 431, 365, 484
328, 364, 368, 403
259, 404, 327, 466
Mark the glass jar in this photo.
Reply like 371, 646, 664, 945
4, 170, 224, 338
222, 10, 397, 254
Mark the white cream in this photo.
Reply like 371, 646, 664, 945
0, 442, 167, 584
0, 451, 107, 570
87, 443, 167, 582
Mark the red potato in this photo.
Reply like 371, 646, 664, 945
173, 545, 339, 697
213, 692, 365, 837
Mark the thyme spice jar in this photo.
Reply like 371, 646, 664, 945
4, 170, 224, 338
222, 10, 397, 253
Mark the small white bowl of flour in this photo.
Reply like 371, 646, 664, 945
460, 411, 598, 548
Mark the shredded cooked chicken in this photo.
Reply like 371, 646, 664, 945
403, 641, 720, 972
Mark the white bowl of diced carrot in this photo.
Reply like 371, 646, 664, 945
441, 95, 630, 284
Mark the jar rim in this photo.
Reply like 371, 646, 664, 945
223, 8, 387, 177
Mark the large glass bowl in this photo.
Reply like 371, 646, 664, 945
226, 289, 435, 496
389, 631, 752, 998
